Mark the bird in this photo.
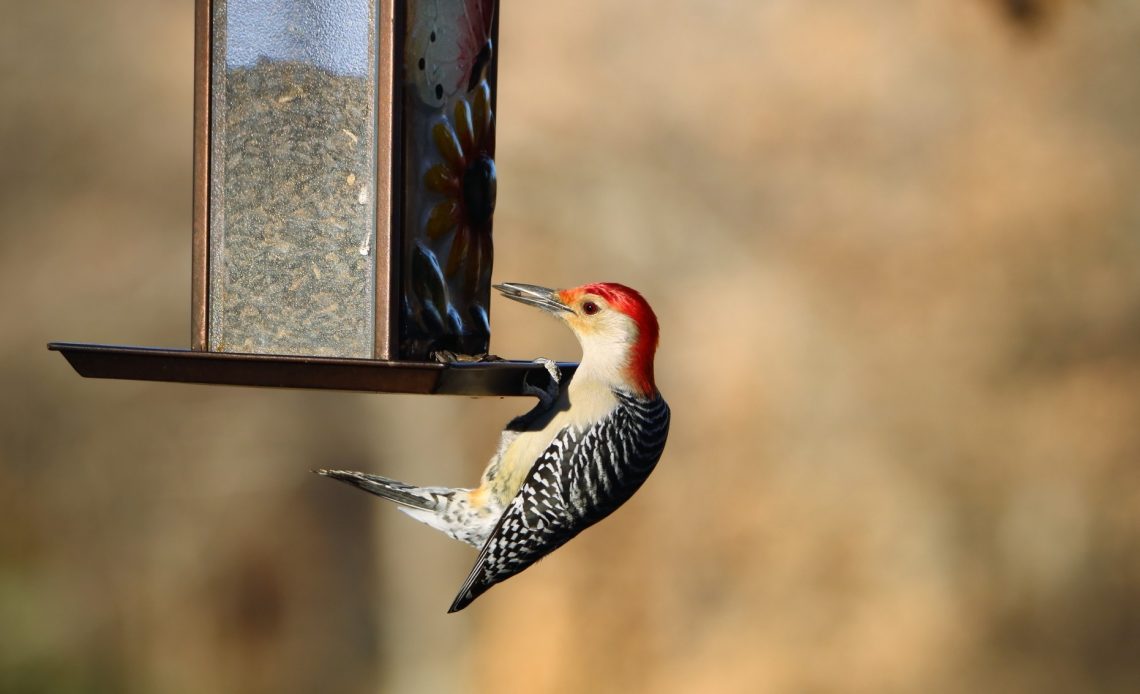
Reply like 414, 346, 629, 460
318, 282, 671, 612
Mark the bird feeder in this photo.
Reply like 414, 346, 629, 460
50, 0, 573, 395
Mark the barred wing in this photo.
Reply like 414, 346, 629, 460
449, 393, 670, 612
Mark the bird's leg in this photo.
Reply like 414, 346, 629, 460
504, 358, 562, 434
522, 358, 561, 409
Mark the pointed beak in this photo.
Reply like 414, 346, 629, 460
494, 283, 573, 314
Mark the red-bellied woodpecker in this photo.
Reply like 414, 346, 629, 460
318, 282, 670, 612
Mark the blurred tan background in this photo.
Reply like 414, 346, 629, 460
3, 0, 1140, 692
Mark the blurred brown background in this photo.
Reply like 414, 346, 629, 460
3, 0, 1140, 692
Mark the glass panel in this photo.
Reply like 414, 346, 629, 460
399, 0, 496, 359
209, 0, 376, 357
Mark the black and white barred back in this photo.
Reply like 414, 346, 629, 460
449, 390, 671, 612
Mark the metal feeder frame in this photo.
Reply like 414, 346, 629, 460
50, 0, 575, 396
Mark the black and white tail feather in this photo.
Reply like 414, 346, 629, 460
316, 470, 439, 511
316, 469, 497, 548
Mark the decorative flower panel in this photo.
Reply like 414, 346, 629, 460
400, 0, 497, 360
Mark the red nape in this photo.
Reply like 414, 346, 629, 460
566, 282, 660, 396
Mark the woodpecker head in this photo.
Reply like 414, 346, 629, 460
494, 282, 660, 397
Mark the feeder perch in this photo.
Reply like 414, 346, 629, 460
50, 0, 575, 395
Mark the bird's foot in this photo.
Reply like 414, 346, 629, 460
522, 357, 561, 407
535, 357, 561, 385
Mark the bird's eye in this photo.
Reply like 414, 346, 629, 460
582, 301, 599, 315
